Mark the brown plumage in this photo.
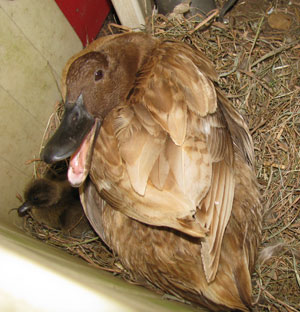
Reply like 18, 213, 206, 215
18, 172, 91, 237
41, 32, 262, 311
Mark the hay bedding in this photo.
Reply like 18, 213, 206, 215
19, 1, 300, 311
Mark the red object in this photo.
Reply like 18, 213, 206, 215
55, 0, 111, 46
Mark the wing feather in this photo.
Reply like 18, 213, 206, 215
196, 111, 235, 282
141, 43, 217, 146
149, 146, 170, 190
114, 106, 166, 196
200, 161, 235, 283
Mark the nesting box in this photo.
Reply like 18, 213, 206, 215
0, 1, 193, 310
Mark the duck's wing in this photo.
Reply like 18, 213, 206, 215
91, 108, 209, 237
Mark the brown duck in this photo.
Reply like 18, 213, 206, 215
41, 32, 262, 311
18, 173, 91, 237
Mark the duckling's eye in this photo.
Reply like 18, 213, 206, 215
32, 195, 39, 202
94, 70, 103, 81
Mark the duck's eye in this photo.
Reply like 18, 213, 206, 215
94, 70, 103, 81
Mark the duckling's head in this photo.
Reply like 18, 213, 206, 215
18, 179, 60, 216
41, 33, 156, 187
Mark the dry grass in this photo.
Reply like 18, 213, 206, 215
20, 2, 299, 311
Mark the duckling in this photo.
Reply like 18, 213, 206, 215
18, 177, 91, 237
41, 32, 262, 311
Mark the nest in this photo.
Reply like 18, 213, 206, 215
20, 1, 300, 311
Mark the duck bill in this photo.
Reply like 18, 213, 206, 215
18, 201, 32, 217
40, 94, 100, 187
41, 94, 95, 163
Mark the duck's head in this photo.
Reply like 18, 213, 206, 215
18, 179, 60, 216
41, 33, 156, 187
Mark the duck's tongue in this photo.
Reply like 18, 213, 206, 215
68, 121, 99, 187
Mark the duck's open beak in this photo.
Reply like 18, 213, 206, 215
41, 94, 95, 163
40, 94, 100, 187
